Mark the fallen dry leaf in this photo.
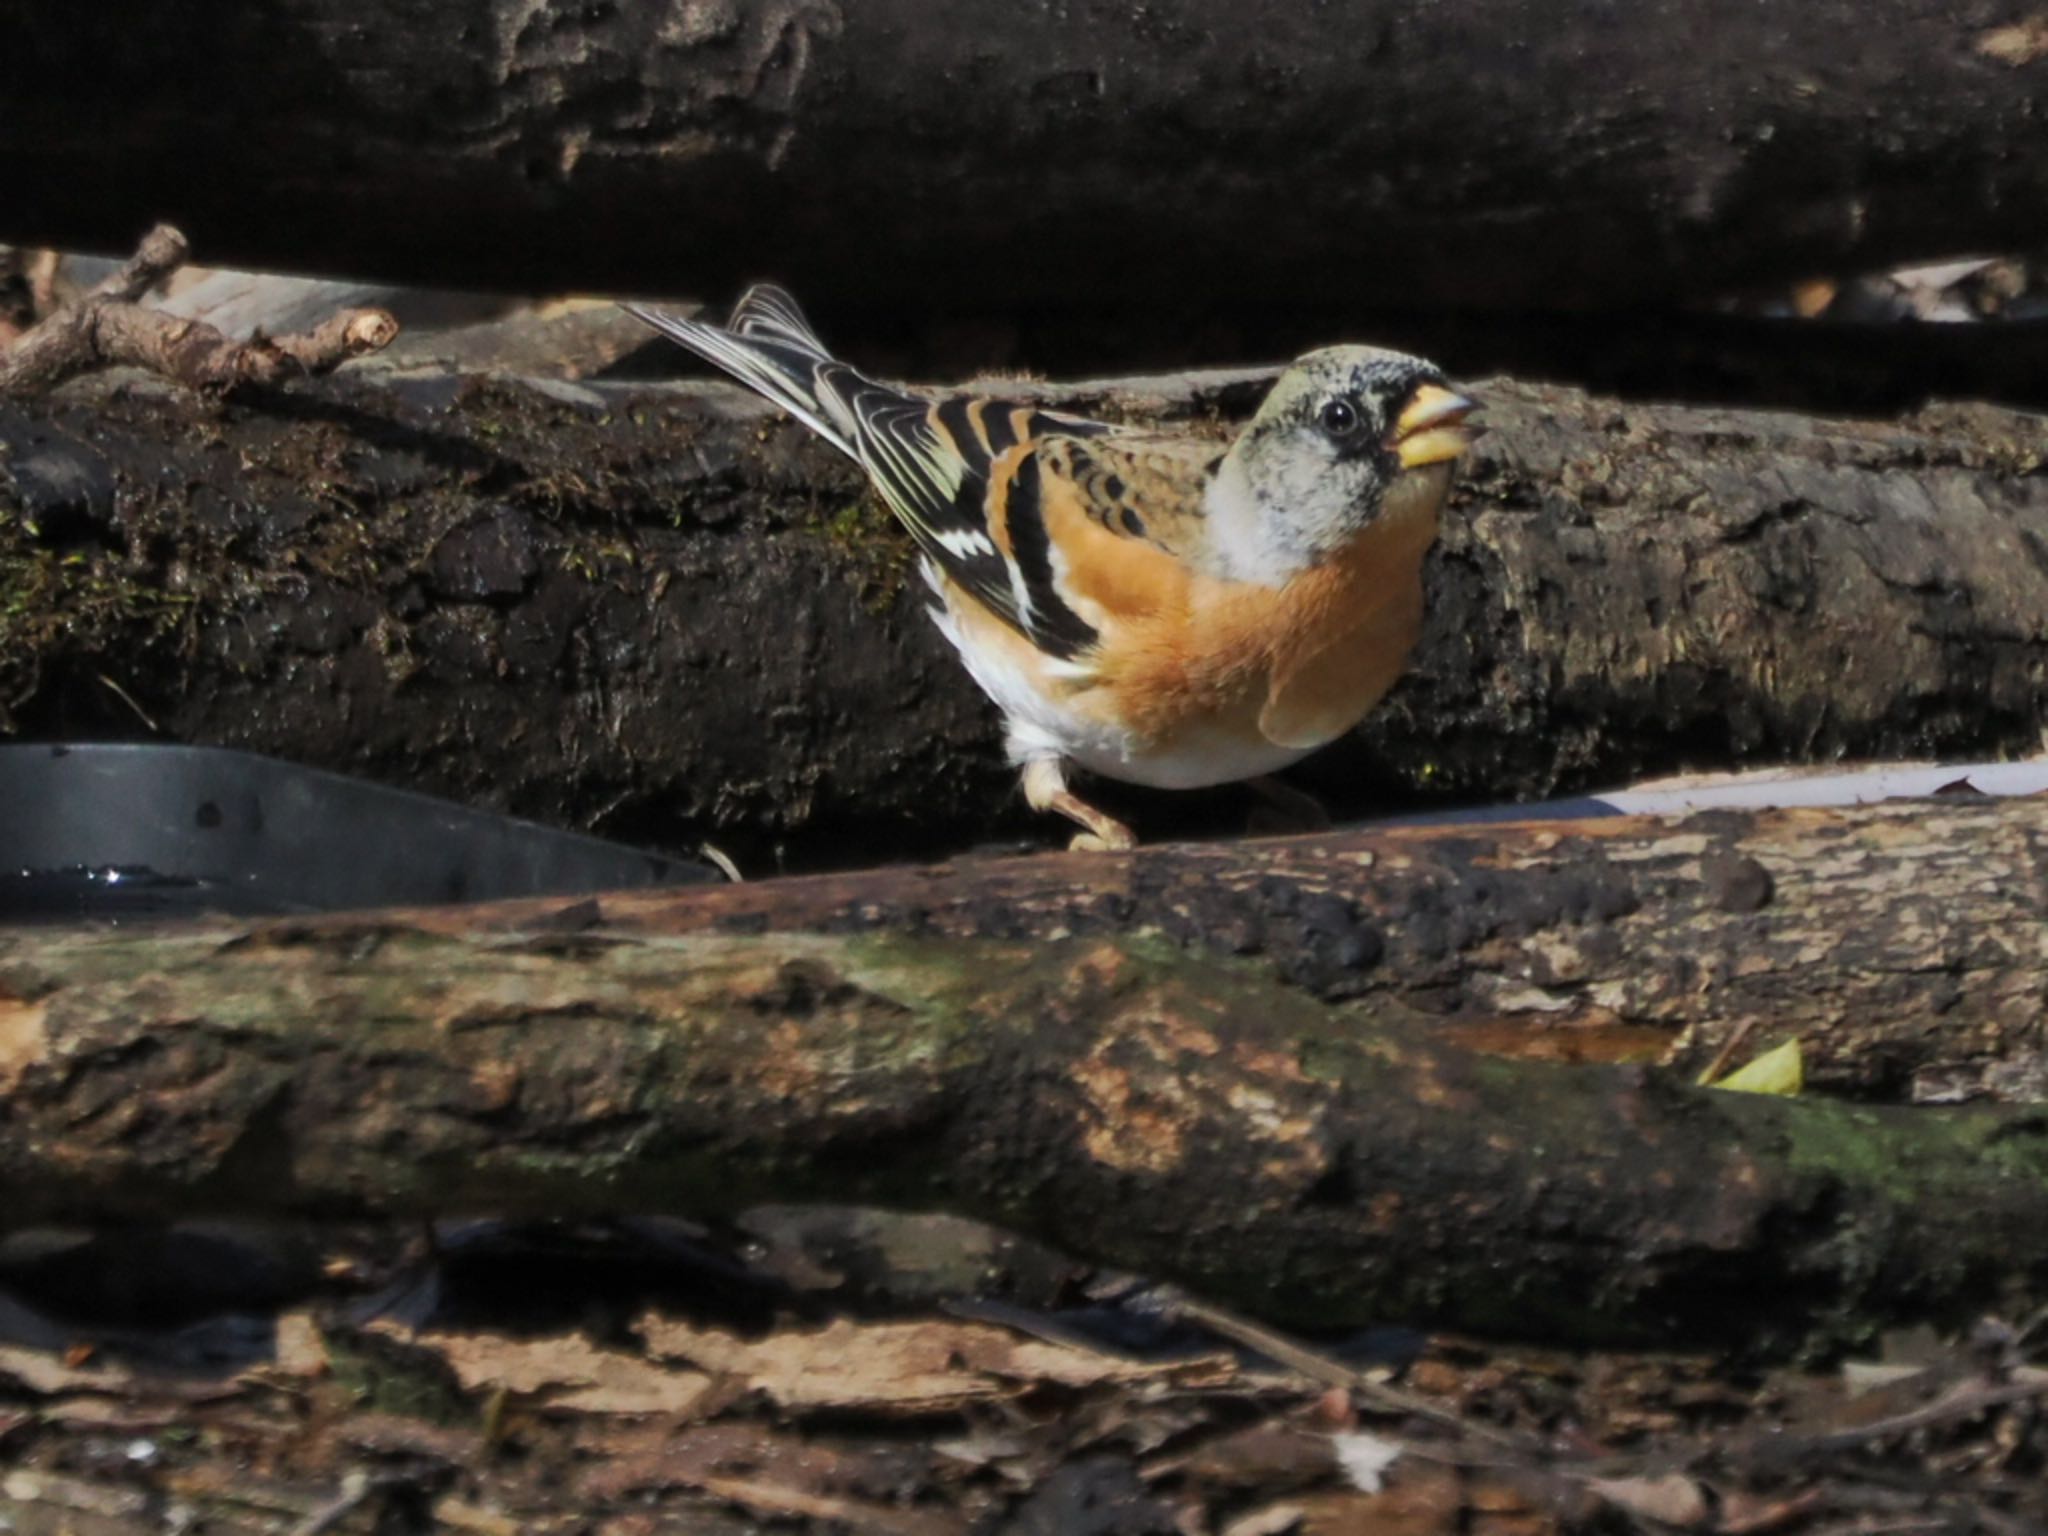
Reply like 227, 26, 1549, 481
688, 1472, 966, 1536
638, 1311, 1234, 1415
1464, 1474, 1558, 1536
3, 1468, 151, 1521
1706, 1039, 1804, 1097
271, 1309, 331, 1377
931, 1422, 1037, 1478
580, 1421, 924, 1504
336, 1410, 482, 1466
35, 1396, 186, 1432
368, 1323, 714, 1416
1144, 1423, 1341, 1492
1292, 1463, 1560, 1536
1221, 1503, 1305, 1536
1585, 1473, 1710, 1527
433, 1495, 522, 1536
162, 1462, 348, 1525
1790, 278, 1838, 318
1293, 1479, 1457, 1536
0, 1341, 240, 1402
1716, 1487, 1829, 1536
0, 997, 46, 1095
1977, 16, 2048, 64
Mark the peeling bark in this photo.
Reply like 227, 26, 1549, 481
3, 365, 2044, 866
3, 798, 2048, 1345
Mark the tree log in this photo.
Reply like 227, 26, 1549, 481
3, 364, 2045, 865
6, 3, 2048, 321
4, 798, 2048, 1346
399, 793, 2048, 1106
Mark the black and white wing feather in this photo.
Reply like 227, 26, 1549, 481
624, 286, 1110, 654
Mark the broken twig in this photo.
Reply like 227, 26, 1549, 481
0, 222, 396, 396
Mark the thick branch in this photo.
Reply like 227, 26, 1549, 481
4, 3, 2048, 317
3, 801, 2048, 1345
392, 793, 2048, 1104
2, 363, 2044, 866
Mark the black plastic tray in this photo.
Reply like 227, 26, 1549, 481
0, 744, 714, 923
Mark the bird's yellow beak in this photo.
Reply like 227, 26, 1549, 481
1391, 384, 1479, 469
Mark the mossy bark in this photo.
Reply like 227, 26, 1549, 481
4, 798, 2048, 1347
409, 792, 2048, 1105
3, 367, 2045, 868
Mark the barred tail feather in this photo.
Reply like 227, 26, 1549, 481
619, 300, 854, 456
726, 283, 831, 359
626, 288, 1046, 644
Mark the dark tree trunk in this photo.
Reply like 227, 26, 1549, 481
4, 364, 2044, 867
5, 795, 2048, 1347
5, 1, 2048, 321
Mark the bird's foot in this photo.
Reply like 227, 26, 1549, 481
1022, 759, 1138, 852
1067, 826, 1136, 853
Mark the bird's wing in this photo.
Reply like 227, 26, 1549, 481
623, 289, 1225, 661
835, 392, 1126, 660
1029, 432, 1223, 560
917, 415, 1231, 663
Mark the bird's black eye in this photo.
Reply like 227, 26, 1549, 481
1319, 397, 1361, 438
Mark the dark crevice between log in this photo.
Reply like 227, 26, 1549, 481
610, 309, 2048, 419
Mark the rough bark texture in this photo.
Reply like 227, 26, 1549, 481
6, 3, 2048, 320
4, 364, 2044, 867
5, 802, 2048, 1347
393, 794, 2048, 1106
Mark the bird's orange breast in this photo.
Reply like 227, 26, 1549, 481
930, 462, 1446, 789
1062, 493, 1442, 755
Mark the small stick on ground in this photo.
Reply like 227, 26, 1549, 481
1166, 1293, 1533, 1454
1695, 1016, 1760, 1086
0, 222, 397, 396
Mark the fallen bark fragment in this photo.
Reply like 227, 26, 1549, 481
4, 800, 2048, 1347
364, 1325, 717, 1418
634, 1313, 1233, 1414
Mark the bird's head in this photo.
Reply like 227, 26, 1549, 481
1205, 347, 1478, 585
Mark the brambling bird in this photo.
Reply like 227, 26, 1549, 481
624, 287, 1476, 850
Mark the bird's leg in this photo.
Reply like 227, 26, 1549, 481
1022, 759, 1136, 852
1246, 774, 1332, 835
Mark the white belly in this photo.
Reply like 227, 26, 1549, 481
927, 569, 1323, 791
1066, 729, 1316, 789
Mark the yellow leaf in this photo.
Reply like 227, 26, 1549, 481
1708, 1039, 1803, 1096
